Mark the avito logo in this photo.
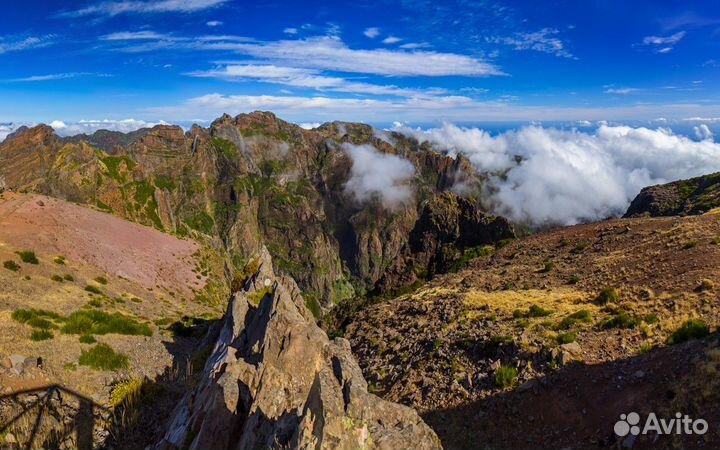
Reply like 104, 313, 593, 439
615, 412, 708, 437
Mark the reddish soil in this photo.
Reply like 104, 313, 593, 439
0, 192, 203, 297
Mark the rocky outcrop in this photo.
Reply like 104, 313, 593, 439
154, 248, 441, 450
0, 112, 515, 308
624, 172, 720, 217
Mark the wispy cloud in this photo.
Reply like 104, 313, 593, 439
0, 72, 105, 83
363, 27, 380, 38
186, 64, 448, 97
206, 20, 222, 27
101, 31, 174, 41
59, 0, 227, 17
604, 87, 641, 95
487, 28, 575, 59
642, 31, 686, 53
0, 35, 54, 55
283, 27, 298, 35
382, 36, 402, 44
201, 36, 503, 77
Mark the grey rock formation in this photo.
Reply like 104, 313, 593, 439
153, 247, 442, 450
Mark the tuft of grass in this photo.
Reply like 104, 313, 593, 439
84, 285, 103, 295
557, 309, 593, 330
63, 274, 74, 281
3, 260, 20, 272
16, 250, 38, 264
683, 241, 698, 250
30, 330, 54, 341
54, 256, 66, 265
667, 319, 710, 345
600, 311, 640, 329
248, 286, 274, 306
540, 261, 555, 273
594, 287, 619, 305
513, 304, 552, 319
711, 237, 720, 245
94, 276, 108, 285
567, 274, 581, 285
109, 377, 143, 408
557, 331, 577, 344
79, 343, 129, 371
62, 310, 152, 336
12, 309, 62, 330
698, 279, 715, 292
638, 342, 655, 354
79, 334, 96, 344
494, 365, 518, 388
51, 274, 64, 283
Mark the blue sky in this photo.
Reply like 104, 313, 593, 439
1, 0, 719, 126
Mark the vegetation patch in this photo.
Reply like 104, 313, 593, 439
79, 343, 129, 371
30, 329, 54, 341
51, 274, 64, 282
3, 260, 20, 272
212, 137, 239, 160
54, 256, 66, 265
448, 245, 495, 273
556, 310, 593, 330
79, 334, 97, 344
16, 250, 38, 264
304, 293, 322, 320
110, 377, 143, 408
248, 286, 274, 306
667, 319, 710, 345
94, 276, 108, 285
185, 210, 215, 234
557, 331, 577, 344
85, 285, 103, 295
494, 365, 518, 388
594, 287, 619, 305
61, 310, 152, 336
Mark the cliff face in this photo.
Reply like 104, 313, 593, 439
624, 172, 720, 217
154, 247, 441, 450
0, 112, 515, 308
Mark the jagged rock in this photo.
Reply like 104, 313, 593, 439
154, 248, 442, 450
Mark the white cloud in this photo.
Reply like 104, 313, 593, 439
0, 35, 53, 54
343, 143, 415, 208
0, 72, 101, 83
283, 27, 298, 35
642, 31, 686, 53
206, 20, 222, 27
203, 36, 503, 77
694, 124, 714, 141
488, 28, 575, 59
399, 124, 720, 225
363, 27, 380, 38
399, 42, 431, 49
185, 64, 448, 97
101, 31, 173, 40
150, 93, 720, 124
297, 122, 320, 130
683, 117, 720, 122
604, 87, 641, 95
382, 36, 402, 44
60, 0, 227, 17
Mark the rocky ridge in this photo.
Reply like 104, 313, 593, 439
624, 172, 720, 217
154, 247, 441, 450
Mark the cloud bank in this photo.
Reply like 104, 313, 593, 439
399, 124, 720, 226
343, 143, 415, 208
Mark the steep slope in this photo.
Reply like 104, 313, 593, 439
154, 247, 441, 450
0, 112, 514, 310
625, 172, 720, 217
343, 212, 720, 449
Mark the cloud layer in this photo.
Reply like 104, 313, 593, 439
60, 0, 226, 17
343, 143, 415, 208
400, 124, 720, 225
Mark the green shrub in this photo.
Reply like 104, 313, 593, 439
557, 310, 593, 330
600, 311, 640, 329
528, 304, 552, 317
63, 274, 74, 281
557, 331, 577, 344
3, 260, 20, 271
84, 285, 102, 295
62, 310, 152, 336
568, 274, 580, 285
79, 334, 96, 344
94, 276, 108, 285
248, 286, 274, 306
594, 287, 619, 305
16, 251, 38, 264
30, 330, 54, 341
642, 313, 659, 324
683, 241, 698, 250
494, 365, 518, 388
638, 342, 655, 354
79, 344, 129, 370
667, 319, 710, 345
304, 295, 322, 320
540, 261, 554, 273
698, 279, 715, 292
54, 256, 66, 265
12, 309, 62, 329
51, 274, 64, 282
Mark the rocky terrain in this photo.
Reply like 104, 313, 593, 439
625, 172, 720, 218
343, 210, 720, 449
0, 112, 514, 313
154, 247, 441, 450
